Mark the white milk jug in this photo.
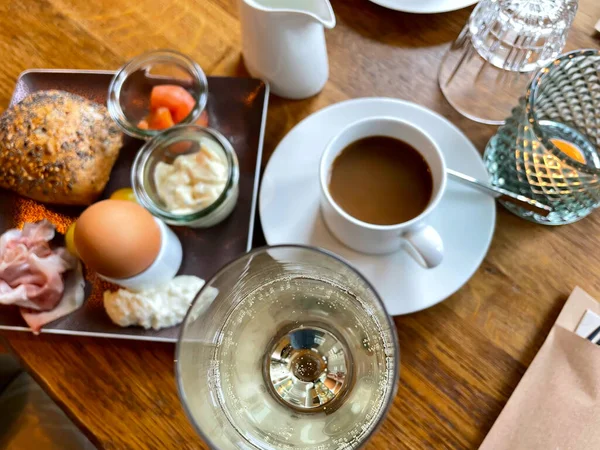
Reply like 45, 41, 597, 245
239, 0, 336, 99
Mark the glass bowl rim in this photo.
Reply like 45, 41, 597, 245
175, 244, 400, 450
107, 49, 209, 140
527, 48, 600, 175
131, 124, 239, 224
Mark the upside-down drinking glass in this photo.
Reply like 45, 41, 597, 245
484, 49, 600, 225
176, 245, 399, 449
438, 0, 578, 125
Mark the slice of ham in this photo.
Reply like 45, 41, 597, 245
0, 220, 85, 332
21, 263, 85, 333
0, 220, 75, 310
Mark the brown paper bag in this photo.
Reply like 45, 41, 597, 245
480, 287, 600, 450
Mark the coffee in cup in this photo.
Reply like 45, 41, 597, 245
319, 117, 447, 268
328, 136, 434, 226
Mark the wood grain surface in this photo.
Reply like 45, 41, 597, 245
1, 0, 600, 449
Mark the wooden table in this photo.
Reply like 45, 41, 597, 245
1, 1, 599, 448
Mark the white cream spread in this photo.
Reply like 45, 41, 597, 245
154, 138, 228, 214
103, 275, 204, 330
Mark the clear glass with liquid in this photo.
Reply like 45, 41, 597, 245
176, 246, 399, 449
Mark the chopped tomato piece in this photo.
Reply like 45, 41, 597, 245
147, 107, 175, 130
195, 110, 209, 127
136, 85, 201, 131
150, 85, 196, 123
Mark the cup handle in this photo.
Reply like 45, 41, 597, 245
403, 225, 444, 269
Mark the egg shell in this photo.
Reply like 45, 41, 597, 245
74, 199, 161, 279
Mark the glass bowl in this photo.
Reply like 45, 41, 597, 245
176, 245, 399, 450
107, 49, 208, 140
484, 49, 600, 224
132, 124, 239, 228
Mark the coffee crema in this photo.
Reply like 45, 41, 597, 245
328, 136, 433, 226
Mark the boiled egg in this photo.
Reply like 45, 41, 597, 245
74, 200, 161, 279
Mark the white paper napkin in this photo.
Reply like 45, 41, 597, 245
575, 309, 600, 339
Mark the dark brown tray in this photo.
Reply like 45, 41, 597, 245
0, 69, 269, 342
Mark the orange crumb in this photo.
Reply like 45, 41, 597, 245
11, 197, 77, 234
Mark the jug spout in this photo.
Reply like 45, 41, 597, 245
300, 0, 336, 29
245, 0, 336, 29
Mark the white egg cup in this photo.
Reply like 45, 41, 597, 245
98, 218, 182, 291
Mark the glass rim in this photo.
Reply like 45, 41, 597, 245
527, 48, 600, 175
174, 244, 400, 450
107, 49, 209, 140
131, 124, 239, 224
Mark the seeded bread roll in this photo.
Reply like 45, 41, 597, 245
0, 90, 122, 205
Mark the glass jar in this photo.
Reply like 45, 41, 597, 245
132, 124, 240, 228
107, 49, 208, 139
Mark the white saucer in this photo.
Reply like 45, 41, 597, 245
259, 98, 495, 315
368, 0, 478, 14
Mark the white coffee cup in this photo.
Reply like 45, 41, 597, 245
319, 117, 447, 268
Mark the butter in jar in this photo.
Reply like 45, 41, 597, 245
154, 137, 229, 215
132, 125, 239, 228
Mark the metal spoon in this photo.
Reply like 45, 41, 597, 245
447, 168, 553, 217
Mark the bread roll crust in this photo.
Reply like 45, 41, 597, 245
0, 90, 122, 205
